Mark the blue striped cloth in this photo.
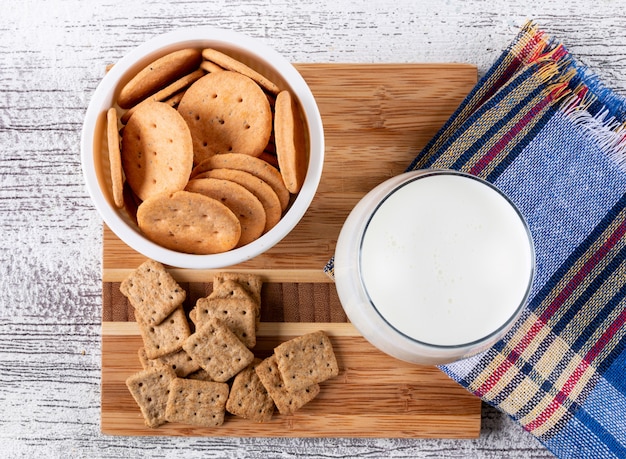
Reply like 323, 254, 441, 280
326, 21, 626, 458
414, 22, 626, 458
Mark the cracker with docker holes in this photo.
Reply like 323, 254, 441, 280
138, 347, 200, 378
136, 306, 191, 360
137, 190, 242, 255
213, 272, 263, 306
189, 277, 259, 326
195, 168, 282, 233
254, 354, 320, 415
226, 358, 275, 422
192, 296, 257, 348
125, 363, 177, 428
274, 330, 339, 392
182, 317, 254, 383
165, 378, 230, 427
121, 101, 193, 202
117, 48, 202, 109
185, 177, 266, 247
177, 70, 272, 164
190, 152, 290, 211
211, 276, 262, 324
202, 48, 280, 95
119, 259, 186, 325
121, 68, 206, 124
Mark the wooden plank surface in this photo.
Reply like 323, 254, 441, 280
102, 63, 482, 438
102, 324, 479, 438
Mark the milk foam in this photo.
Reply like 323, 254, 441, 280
359, 174, 533, 347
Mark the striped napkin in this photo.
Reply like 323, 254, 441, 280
326, 21, 626, 458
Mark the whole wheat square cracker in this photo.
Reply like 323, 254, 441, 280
274, 330, 339, 392
210, 278, 256, 302
165, 378, 229, 427
182, 317, 254, 383
211, 277, 261, 323
255, 355, 319, 415
226, 358, 274, 422
119, 259, 186, 325
126, 363, 177, 428
137, 306, 191, 359
189, 281, 252, 325
193, 296, 256, 348
213, 272, 263, 306
138, 346, 200, 377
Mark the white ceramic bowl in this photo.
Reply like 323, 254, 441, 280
81, 27, 324, 269
334, 170, 535, 365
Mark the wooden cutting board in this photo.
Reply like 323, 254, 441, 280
101, 63, 482, 438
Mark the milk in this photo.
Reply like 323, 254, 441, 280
359, 173, 533, 347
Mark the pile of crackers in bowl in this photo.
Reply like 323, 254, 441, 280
81, 27, 324, 269
122, 260, 339, 427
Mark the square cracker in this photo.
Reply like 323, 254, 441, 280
255, 355, 319, 415
138, 347, 200, 378
211, 278, 261, 322
226, 358, 274, 422
213, 272, 262, 305
274, 331, 339, 392
193, 296, 256, 348
120, 259, 186, 325
189, 280, 252, 325
182, 318, 254, 383
126, 364, 177, 428
165, 378, 229, 427
137, 306, 191, 359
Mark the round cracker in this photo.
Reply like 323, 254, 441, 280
185, 177, 266, 247
121, 68, 206, 124
201, 48, 280, 94
137, 190, 241, 254
200, 60, 224, 74
106, 107, 125, 208
194, 168, 282, 233
117, 48, 202, 109
274, 90, 308, 194
190, 153, 290, 211
178, 71, 272, 164
121, 102, 193, 201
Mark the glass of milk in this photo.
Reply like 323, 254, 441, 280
334, 169, 535, 365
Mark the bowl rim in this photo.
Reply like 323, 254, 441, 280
80, 26, 324, 269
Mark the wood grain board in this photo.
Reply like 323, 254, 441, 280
102, 63, 482, 438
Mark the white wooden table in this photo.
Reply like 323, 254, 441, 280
1, 1, 624, 457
